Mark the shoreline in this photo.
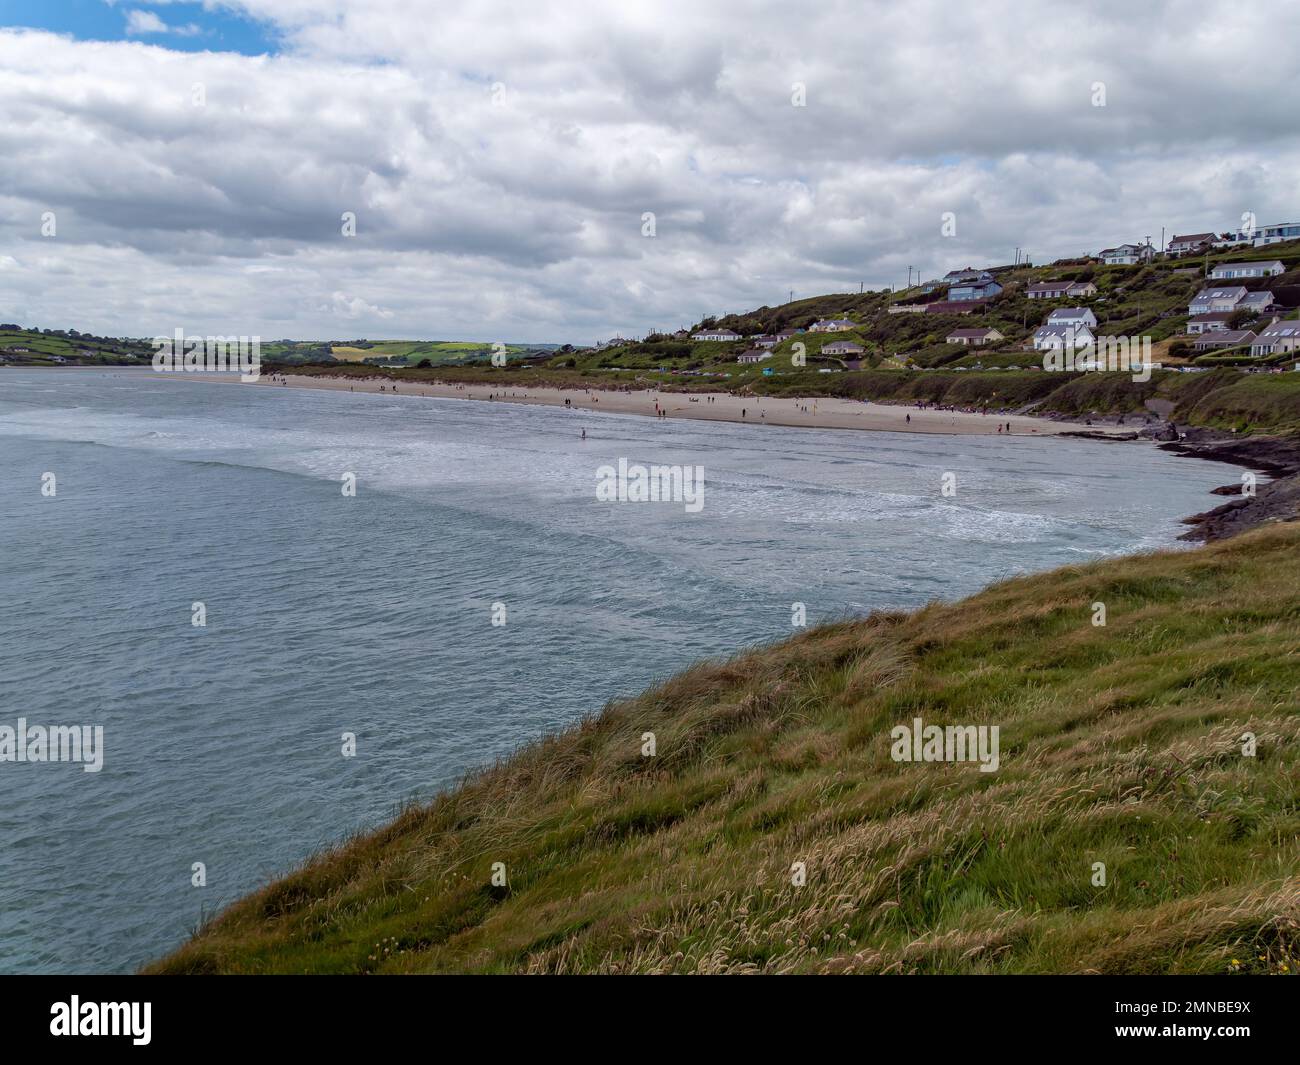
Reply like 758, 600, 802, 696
250, 371, 1127, 438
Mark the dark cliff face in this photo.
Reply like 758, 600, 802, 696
1168, 434, 1300, 541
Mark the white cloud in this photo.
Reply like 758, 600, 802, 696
124, 11, 169, 36
2, 1, 1299, 343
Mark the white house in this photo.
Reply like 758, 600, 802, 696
946, 328, 1003, 346
1033, 324, 1094, 351
1187, 313, 1233, 335
691, 329, 741, 342
809, 318, 856, 333
1100, 243, 1155, 266
1236, 291, 1278, 315
1209, 260, 1285, 280
1189, 287, 1248, 316
1046, 307, 1098, 329
736, 348, 773, 364
1229, 221, 1300, 247
1166, 232, 1215, 255
1250, 321, 1300, 357
822, 340, 864, 355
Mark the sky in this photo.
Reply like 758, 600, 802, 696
0, 0, 1298, 345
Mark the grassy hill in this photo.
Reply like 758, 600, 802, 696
150, 523, 1300, 975
0, 326, 154, 365
296, 239, 1299, 435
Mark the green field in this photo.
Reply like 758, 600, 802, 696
150, 524, 1300, 975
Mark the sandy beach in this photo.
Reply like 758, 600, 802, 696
251, 373, 1126, 438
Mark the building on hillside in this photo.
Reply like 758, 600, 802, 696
821, 340, 864, 355
1027, 281, 1074, 299
948, 278, 1003, 301
1166, 232, 1215, 255
945, 328, 1004, 346
924, 300, 980, 315
808, 318, 856, 333
751, 335, 779, 348
1191, 330, 1256, 353
1230, 221, 1300, 247
1250, 321, 1300, 357
1189, 286, 1249, 316
1236, 291, 1278, 315
1033, 323, 1094, 350
1209, 260, 1285, 280
690, 329, 741, 341
1187, 313, 1233, 334
1046, 307, 1098, 329
735, 348, 773, 364
1099, 243, 1156, 266
773, 328, 801, 340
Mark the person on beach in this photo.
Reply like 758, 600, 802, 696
581, 428, 586, 440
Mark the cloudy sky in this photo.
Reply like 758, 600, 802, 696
1, 0, 1298, 344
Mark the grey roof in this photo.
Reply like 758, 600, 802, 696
1258, 322, 1300, 338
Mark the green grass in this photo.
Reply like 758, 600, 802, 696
150, 524, 1300, 975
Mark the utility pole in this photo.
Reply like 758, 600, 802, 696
1160, 226, 1165, 258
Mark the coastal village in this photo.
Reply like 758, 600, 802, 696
589, 216, 1300, 379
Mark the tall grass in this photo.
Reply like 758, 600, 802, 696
150, 526, 1300, 974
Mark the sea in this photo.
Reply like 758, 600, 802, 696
0, 368, 1235, 973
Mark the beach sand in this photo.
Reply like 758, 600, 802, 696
246, 373, 1127, 438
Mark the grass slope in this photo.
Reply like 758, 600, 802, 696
151, 525, 1300, 975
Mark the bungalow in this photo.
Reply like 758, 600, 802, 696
1250, 321, 1300, 357
736, 348, 773, 364
1209, 260, 1285, 280
1046, 307, 1098, 329
691, 329, 741, 341
809, 318, 856, 333
1189, 286, 1248, 316
946, 327, 1004, 346
1187, 313, 1233, 334
1033, 324, 1094, 351
1236, 291, 1278, 316
1191, 330, 1256, 353
822, 340, 864, 356
1166, 232, 1215, 255
1027, 281, 1073, 299
751, 335, 780, 348
773, 329, 801, 340
948, 278, 1003, 301
1100, 243, 1155, 266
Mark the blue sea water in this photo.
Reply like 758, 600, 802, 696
0, 369, 1235, 973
